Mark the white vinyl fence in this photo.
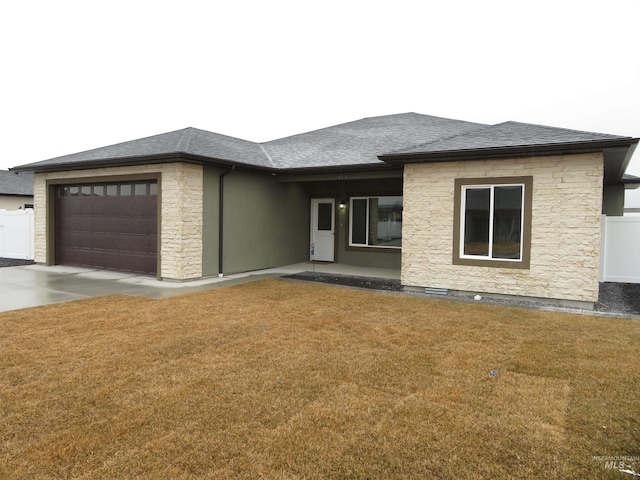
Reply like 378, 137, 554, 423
600, 215, 640, 283
0, 209, 35, 260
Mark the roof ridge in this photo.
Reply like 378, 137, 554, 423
261, 112, 437, 144
259, 144, 278, 168
176, 127, 195, 152
389, 122, 492, 154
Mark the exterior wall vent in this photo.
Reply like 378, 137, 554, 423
424, 287, 448, 296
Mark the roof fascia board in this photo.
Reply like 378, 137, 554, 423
603, 146, 636, 185
10, 153, 279, 175
276, 162, 397, 177
10, 152, 397, 178
620, 142, 638, 181
379, 138, 640, 164
276, 168, 403, 183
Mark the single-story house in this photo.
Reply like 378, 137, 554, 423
11, 113, 638, 306
0, 171, 34, 210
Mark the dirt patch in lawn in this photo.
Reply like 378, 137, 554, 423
285, 271, 402, 292
1, 279, 639, 479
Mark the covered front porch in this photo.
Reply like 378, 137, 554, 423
290, 169, 404, 271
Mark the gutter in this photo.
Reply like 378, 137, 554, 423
9, 152, 397, 176
378, 138, 640, 164
9, 153, 277, 175
218, 167, 234, 277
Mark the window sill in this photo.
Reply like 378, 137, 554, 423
347, 245, 402, 254
452, 256, 530, 269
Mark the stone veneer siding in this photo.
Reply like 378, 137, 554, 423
33, 162, 203, 280
401, 153, 603, 303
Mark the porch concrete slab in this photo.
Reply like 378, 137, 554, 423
0, 262, 401, 313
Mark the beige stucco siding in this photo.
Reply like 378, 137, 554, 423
33, 162, 203, 280
402, 153, 603, 302
0, 195, 34, 210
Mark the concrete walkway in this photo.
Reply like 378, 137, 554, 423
0, 263, 401, 313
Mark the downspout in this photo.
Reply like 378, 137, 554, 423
218, 167, 234, 277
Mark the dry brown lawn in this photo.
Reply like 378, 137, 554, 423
1, 279, 639, 479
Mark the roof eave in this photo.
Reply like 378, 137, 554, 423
274, 162, 398, 176
378, 138, 640, 164
9, 152, 280, 175
0, 192, 34, 197
11, 154, 397, 176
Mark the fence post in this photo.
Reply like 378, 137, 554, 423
27, 208, 35, 260
599, 215, 606, 283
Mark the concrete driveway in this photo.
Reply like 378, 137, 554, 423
0, 262, 402, 313
0, 265, 295, 313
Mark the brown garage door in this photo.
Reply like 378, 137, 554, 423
55, 181, 158, 275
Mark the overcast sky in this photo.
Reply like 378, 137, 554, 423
2, 0, 639, 174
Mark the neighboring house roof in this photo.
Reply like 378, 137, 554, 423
623, 174, 640, 190
10, 113, 639, 183
623, 174, 640, 183
0, 170, 33, 196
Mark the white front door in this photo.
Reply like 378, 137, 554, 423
310, 198, 335, 262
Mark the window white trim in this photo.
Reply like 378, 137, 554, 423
459, 183, 525, 262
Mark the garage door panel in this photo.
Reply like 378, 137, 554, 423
67, 232, 81, 248
78, 232, 94, 249
105, 201, 119, 216
92, 217, 106, 234
134, 198, 156, 217
79, 201, 92, 216
117, 253, 155, 274
79, 217, 92, 232
93, 201, 106, 216
118, 217, 135, 234
132, 218, 155, 235
119, 201, 133, 217
63, 200, 82, 216
55, 180, 158, 275
93, 233, 115, 250
117, 235, 139, 252
104, 217, 121, 233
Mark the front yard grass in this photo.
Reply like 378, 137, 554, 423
1, 279, 638, 479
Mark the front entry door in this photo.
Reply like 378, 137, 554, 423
310, 198, 335, 262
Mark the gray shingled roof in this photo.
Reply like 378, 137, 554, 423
390, 121, 630, 155
0, 171, 33, 196
11, 114, 638, 174
12, 113, 485, 172
261, 113, 484, 169
16, 128, 272, 171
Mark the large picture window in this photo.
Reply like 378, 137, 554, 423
453, 177, 532, 269
349, 196, 402, 248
